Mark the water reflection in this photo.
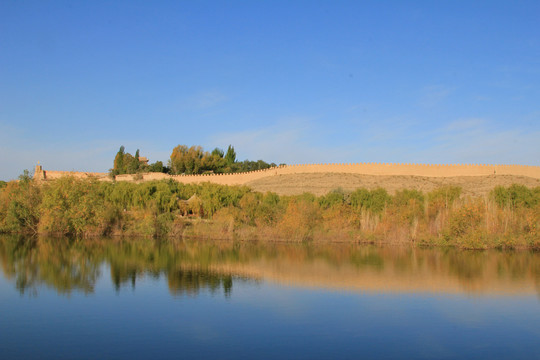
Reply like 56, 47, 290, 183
1, 235, 539, 298
167, 269, 234, 297
0, 236, 100, 296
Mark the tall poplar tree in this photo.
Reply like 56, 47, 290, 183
113, 146, 126, 175
225, 145, 236, 165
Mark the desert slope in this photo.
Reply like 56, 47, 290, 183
247, 173, 540, 196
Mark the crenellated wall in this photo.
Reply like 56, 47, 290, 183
35, 162, 540, 185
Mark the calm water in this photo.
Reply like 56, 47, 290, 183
1, 235, 540, 359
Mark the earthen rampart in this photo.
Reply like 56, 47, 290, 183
34, 162, 540, 185
34, 165, 110, 181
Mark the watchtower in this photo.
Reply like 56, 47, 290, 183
34, 163, 45, 180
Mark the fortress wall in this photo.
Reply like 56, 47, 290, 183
142, 172, 171, 181
36, 162, 540, 186
115, 172, 171, 182
42, 170, 110, 181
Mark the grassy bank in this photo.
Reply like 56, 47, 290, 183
1, 175, 539, 249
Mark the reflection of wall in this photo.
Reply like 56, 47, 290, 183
35, 162, 540, 185
198, 255, 540, 296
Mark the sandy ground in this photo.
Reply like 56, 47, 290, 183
246, 173, 540, 196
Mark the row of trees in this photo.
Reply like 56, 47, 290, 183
169, 145, 235, 175
168, 144, 279, 175
111, 146, 167, 176
111, 144, 279, 176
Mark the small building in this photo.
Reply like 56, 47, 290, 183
138, 156, 149, 165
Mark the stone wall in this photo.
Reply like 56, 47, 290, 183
35, 162, 540, 185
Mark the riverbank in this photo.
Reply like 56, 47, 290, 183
1, 176, 539, 249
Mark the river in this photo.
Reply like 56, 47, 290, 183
1, 235, 539, 359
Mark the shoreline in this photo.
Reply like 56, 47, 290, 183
6, 224, 539, 251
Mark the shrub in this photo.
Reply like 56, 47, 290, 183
447, 199, 484, 238
255, 192, 282, 226
319, 190, 345, 210
39, 177, 106, 236
278, 199, 322, 241
492, 184, 539, 209
197, 183, 250, 217
428, 186, 461, 209
350, 188, 390, 214
0, 179, 41, 233
391, 189, 425, 224
427, 186, 462, 221
238, 192, 262, 225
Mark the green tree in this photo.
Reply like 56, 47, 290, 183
148, 161, 164, 173
125, 153, 139, 174
169, 145, 207, 175
225, 145, 236, 165
211, 148, 224, 158
134, 149, 141, 172
112, 147, 147, 175
169, 145, 188, 174
113, 146, 126, 175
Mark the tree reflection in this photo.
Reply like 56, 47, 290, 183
168, 268, 235, 297
0, 235, 99, 295
0, 234, 539, 297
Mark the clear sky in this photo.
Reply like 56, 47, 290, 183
1, 0, 539, 180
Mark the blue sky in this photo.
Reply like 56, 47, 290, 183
1, 0, 539, 180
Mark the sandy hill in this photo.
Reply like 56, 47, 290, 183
35, 162, 540, 196
247, 173, 540, 196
